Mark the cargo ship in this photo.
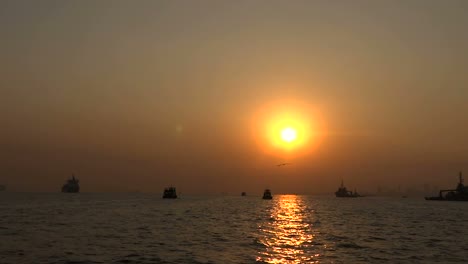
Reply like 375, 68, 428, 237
425, 172, 468, 201
335, 180, 361, 198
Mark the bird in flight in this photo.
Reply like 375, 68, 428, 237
277, 163, 291, 167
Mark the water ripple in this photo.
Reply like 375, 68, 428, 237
1, 193, 468, 263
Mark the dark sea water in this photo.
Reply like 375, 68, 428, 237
1, 193, 468, 264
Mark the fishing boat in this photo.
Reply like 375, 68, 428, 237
425, 172, 468, 201
62, 174, 80, 193
162, 186, 178, 199
262, 189, 272, 200
335, 180, 361, 197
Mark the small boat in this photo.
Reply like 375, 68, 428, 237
262, 189, 273, 200
241, 192, 246, 196
162, 186, 177, 199
425, 172, 468, 201
335, 180, 361, 198
62, 174, 80, 193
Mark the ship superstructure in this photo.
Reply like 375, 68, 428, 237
425, 172, 468, 201
62, 174, 80, 193
163, 186, 177, 199
262, 189, 273, 200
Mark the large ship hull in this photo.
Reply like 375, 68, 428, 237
425, 196, 468, 201
62, 185, 79, 193
335, 194, 359, 198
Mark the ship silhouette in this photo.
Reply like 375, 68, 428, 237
425, 171, 468, 201
62, 174, 80, 193
262, 189, 272, 199
162, 186, 177, 199
335, 180, 361, 197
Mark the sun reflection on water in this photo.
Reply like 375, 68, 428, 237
256, 195, 319, 263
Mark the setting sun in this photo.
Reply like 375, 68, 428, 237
281, 127, 297, 143
249, 97, 325, 158
250, 99, 325, 156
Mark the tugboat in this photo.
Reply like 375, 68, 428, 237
425, 171, 468, 201
162, 186, 177, 199
262, 189, 273, 200
335, 180, 361, 198
241, 192, 247, 196
62, 174, 80, 193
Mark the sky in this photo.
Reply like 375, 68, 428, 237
1, 0, 468, 194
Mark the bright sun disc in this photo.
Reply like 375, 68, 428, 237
281, 127, 297, 142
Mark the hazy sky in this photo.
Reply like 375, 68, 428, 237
1, 0, 468, 193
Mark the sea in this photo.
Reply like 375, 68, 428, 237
1, 193, 468, 264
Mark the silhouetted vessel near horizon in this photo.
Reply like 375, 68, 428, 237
163, 186, 178, 199
241, 192, 246, 196
262, 189, 272, 199
335, 180, 361, 197
62, 175, 80, 193
425, 172, 468, 201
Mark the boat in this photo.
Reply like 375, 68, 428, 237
162, 186, 177, 199
335, 180, 361, 197
241, 192, 246, 196
262, 189, 272, 199
61, 174, 80, 193
425, 171, 468, 201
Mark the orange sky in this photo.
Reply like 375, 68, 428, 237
1, 1, 468, 193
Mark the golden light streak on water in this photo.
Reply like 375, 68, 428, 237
256, 195, 319, 263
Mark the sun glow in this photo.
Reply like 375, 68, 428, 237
268, 117, 308, 151
280, 127, 297, 143
251, 99, 324, 156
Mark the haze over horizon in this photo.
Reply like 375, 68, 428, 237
2, 0, 468, 194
